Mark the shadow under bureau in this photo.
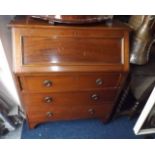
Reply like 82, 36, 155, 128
10, 16, 130, 128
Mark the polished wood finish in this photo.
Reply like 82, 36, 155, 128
21, 73, 121, 92
27, 104, 114, 128
10, 16, 130, 128
11, 25, 129, 73
22, 89, 118, 107
31, 15, 113, 24
22, 36, 122, 65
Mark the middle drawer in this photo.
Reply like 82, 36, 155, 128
23, 89, 118, 108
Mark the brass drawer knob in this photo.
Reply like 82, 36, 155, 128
91, 94, 100, 101
44, 96, 53, 104
96, 78, 103, 86
46, 112, 53, 117
43, 80, 52, 87
88, 108, 95, 115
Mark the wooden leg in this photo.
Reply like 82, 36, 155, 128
28, 122, 39, 129
100, 114, 111, 124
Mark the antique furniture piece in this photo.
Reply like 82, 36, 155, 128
129, 15, 155, 65
31, 15, 113, 24
10, 16, 130, 128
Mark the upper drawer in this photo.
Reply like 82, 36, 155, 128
20, 73, 121, 92
22, 36, 122, 65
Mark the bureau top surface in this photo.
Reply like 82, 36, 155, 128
9, 16, 131, 31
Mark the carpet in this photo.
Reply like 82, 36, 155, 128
21, 116, 143, 139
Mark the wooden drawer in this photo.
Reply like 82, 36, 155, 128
21, 73, 121, 92
27, 104, 114, 127
23, 89, 118, 107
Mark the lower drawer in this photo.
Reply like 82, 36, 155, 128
23, 89, 118, 107
26, 104, 114, 128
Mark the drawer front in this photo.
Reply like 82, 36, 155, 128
26, 104, 114, 122
22, 36, 122, 65
23, 89, 118, 107
22, 73, 121, 92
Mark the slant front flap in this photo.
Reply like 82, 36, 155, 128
12, 23, 129, 73
22, 36, 122, 65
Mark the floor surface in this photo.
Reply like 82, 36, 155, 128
21, 117, 143, 139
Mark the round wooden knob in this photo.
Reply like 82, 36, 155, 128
43, 80, 52, 87
44, 96, 53, 104
88, 108, 95, 115
46, 112, 53, 117
96, 78, 103, 86
91, 94, 100, 101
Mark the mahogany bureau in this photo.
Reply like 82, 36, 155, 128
10, 16, 130, 128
